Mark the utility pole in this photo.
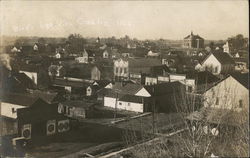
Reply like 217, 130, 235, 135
114, 92, 118, 121
152, 87, 155, 135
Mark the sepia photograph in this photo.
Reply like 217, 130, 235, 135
0, 0, 249, 157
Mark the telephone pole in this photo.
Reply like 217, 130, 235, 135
152, 87, 155, 134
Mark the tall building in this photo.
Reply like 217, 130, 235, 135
183, 31, 204, 49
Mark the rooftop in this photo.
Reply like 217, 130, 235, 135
128, 58, 162, 68
211, 52, 235, 64
230, 72, 249, 89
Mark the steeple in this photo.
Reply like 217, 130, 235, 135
191, 31, 193, 36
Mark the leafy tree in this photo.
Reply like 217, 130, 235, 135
67, 34, 87, 54
228, 34, 248, 51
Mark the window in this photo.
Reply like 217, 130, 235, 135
215, 97, 219, 105
214, 66, 218, 73
119, 102, 122, 105
116, 67, 119, 73
64, 106, 67, 114
12, 108, 16, 113
124, 68, 127, 74
239, 100, 243, 108
188, 86, 193, 92
212, 88, 215, 97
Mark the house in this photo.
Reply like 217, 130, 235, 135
147, 50, 160, 57
199, 52, 235, 75
103, 50, 109, 58
103, 81, 186, 113
113, 58, 162, 81
233, 57, 249, 73
75, 49, 95, 63
52, 77, 92, 96
86, 80, 111, 97
19, 68, 38, 85
223, 41, 230, 54
161, 53, 191, 73
91, 65, 102, 80
33, 43, 39, 51
1, 71, 36, 93
0, 90, 63, 137
186, 73, 248, 136
186, 71, 220, 93
129, 73, 145, 84
75, 49, 89, 63
205, 46, 212, 53
183, 31, 204, 49
103, 83, 151, 113
16, 99, 69, 141
55, 52, 61, 59
48, 64, 65, 77
65, 64, 102, 80
145, 76, 158, 85
11, 46, 21, 53
26, 89, 64, 104
110, 48, 120, 59
204, 73, 248, 110
195, 62, 202, 71
0, 93, 39, 136
58, 100, 94, 120
198, 52, 205, 57
145, 82, 186, 113
113, 58, 129, 80
157, 75, 170, 83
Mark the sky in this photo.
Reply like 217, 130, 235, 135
0, 0, 249, 40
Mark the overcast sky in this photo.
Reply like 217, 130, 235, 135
0, 0, 248, 40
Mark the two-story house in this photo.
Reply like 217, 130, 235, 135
187, 73, 248, 137
113, 58, 163, 81
199, 52, 235, 75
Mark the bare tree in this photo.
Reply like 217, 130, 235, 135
119, 81, 249, 158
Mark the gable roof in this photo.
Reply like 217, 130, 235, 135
230, 72, 249, 89
0, 92, 40, 106
211, 52, 235, 64
92, 80, 111, 88
184, 34, 204, 40
1, 71, 37, 93
205, 72, 249, 92
112, 83, 144, 95
27, 90, 60, 104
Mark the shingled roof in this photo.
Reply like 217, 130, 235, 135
211, 52, 235, 64
111, 82, 144, 95
184, 32, 204, 40
230, 72, 249, 89
0, 92, 39, 106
